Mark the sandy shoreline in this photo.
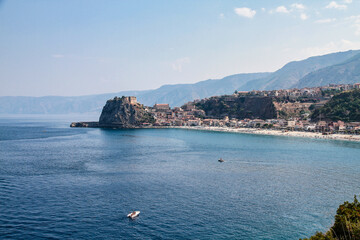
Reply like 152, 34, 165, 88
172, 126, 360, 142
70, 123, 360, 142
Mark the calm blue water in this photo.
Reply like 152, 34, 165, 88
1, 115, 360, 239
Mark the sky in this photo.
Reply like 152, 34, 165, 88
1, 0, 360, 96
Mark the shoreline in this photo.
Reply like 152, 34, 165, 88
172, 126, 360, 142
70, 122, 360, 142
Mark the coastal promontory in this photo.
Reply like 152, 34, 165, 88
70, 96, 155, 128
98, 96, 155, 128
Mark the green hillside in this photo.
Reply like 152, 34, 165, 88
311, 89, 360, 122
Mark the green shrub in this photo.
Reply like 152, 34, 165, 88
302, 195, 360, 240
311, 90, 360, 122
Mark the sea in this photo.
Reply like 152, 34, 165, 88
1, 115, 360, 239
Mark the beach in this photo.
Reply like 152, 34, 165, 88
175, 126, 360, 142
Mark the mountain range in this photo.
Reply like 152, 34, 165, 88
1, 50, 359, 114
243, 50, 360, 90
296, 52, 360, 88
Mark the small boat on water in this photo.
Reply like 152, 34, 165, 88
218, 158, 225, 162
127, 211, 140, 219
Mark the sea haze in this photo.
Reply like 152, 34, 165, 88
1, 49, 360, 115
1, 116, 360, 239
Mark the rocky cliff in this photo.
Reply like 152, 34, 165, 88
98, 96, 155, 128
195, 95, 277, 120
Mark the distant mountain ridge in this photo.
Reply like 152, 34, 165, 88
241, 50, 360, 91
296, 52, 360, 88
0, 91, 146, 114
0, 73, 269, 114
136, 72, 270, 107
1, 50, 360, 114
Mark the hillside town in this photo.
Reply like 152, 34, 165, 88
141, 83, 360, 134
237, 82, 360, 98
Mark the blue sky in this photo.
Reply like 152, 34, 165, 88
0, 0, 360, 96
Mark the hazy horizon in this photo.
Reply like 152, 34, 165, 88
1, 0, 360, 97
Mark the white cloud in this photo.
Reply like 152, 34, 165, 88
219, 13, 224, 19
271, 4, 307, 19
341, 39, 359, 46
326, 1, 347, 10
275, 6, 290, 13
52, 54, 64, 58
346, 15, 360, 22
172, 57, 190, 72
315, 18, 337, 23
302, 39, 360, 57
291, 3, 306, 10
234, 7, 256, 18
344, 0, 352, 3
261, 8, 266, 12
346, 15, 360, 35
355, 26, 360, 36
300, 13, 308, 20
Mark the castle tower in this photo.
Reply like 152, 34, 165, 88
127, 96, 137, 104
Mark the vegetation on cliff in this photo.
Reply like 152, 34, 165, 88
195, 95, 277, 120
99, 96, 155, 128
311, 90, 360, 122
302, 195, 360, 240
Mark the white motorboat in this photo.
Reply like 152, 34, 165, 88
218, 158, 225, 162
127, 211, 140, 219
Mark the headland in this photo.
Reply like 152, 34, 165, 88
71, 84, 360, 142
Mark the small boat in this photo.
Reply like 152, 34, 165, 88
218, 158, 225, 162
127, 211, 140, 219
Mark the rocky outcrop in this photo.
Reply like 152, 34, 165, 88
273, 101, 314, 119
98, 96, 155, 128
70, 122, 99, 128
195, 95, 277, 120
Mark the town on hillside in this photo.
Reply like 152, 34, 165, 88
139, 83, 360, 134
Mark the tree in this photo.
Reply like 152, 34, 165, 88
302, 195, 360, 240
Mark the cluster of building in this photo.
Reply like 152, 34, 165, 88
145, 101, 360, 133
147, 104, 360, 133
235, 83, 360, 99
218, 118, 360, 133
147, 103, 205, 127
138, 83, 360, 133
